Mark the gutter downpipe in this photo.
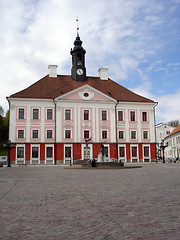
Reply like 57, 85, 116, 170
153, 102, 158, 163
53, 99, 57, 165
115, 101, 119, 161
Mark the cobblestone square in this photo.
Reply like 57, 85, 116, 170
0, 163, 180, 240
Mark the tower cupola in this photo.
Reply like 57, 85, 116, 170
70, 21, 86, 82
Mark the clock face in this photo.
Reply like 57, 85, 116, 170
77, 69, 83, 75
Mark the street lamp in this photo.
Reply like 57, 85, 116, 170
4, 140, 16, 167
160, 140, 168, 163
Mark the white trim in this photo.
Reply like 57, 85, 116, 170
30, 144, 40, 164
143, 144, 151, 162
82, 143, 93, 160
64, 144, 73, 164
45, 144, 54, 164
131, 144, 139, 163
16, 144, 25, 164
118, 144, 126, 162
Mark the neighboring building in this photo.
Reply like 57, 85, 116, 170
156, 123, 175, 160
7, 32, 157, 165
164, 124, 180, 161
156, 122, 175, 144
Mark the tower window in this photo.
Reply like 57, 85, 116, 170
77, 53, 82, 61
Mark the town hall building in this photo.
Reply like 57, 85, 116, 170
7, 31, 157, 165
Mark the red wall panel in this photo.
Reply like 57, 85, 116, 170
40, 144, 45, 161
138, 144, 143, 162
73, 144, 81, 160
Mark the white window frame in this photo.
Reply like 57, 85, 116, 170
64, 109, 71, 120
30, 144, 40, 164
46, 108, 53, 120
17, 129, 25, 139
118, 144, 126, 162
131, 144, 139, 163
64, 144, 73, 164
45, 144, 54, 164
143, 144, 151, 162
32, 108, 40, 120
16, 144, 25, 164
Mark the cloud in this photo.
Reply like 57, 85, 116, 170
0, 0, 179, 126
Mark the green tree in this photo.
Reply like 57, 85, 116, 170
168, 120, 179, 127
0, 106, 9, 154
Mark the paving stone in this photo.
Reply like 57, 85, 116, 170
0, 163, 180, 239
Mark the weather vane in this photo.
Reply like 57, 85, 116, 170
76, 17, 79, 35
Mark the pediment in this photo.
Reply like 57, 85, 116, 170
55, 85, 116, 102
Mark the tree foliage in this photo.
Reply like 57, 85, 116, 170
0, 106, 9, 150
168, 120, 179, 127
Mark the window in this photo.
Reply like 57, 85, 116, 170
47, 130, 53, 138
104, 147, 108, 157
46, 147, 53, 158
33, 109, 39, 119
142, 112, 147, 121
18, 108, 25, 119
166, 131, 170, 135
102, 131, 107, 139
65, 130, 71, 138
65, 109, 71, 120
119, 147, 125, 157
47, 109, 53, 120
119, 131, 124, 139
32, 147, 38, 158
144, 146, 149, 157
65, 147, 71, 158
84, 130, 89, 139
132, 146, 137, 157
131, 131, 136, 139
17, 147, 24, 158
130, 111, 135, 121
118, 111, 123, 121
32, 130, 38, 139
84, 110, 89, 120
143, 131, 148, 139
102, 110, 107, 120
18, 130, 24, 139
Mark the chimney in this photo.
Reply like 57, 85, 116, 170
48, 65, 58, 78
98, 68, 108, 80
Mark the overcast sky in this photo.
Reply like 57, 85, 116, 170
1, 0, 180, 123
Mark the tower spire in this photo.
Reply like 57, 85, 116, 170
70, 19, 86, 82
76, 17, 79, 37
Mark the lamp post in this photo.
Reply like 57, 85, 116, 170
160, 140, 168, 163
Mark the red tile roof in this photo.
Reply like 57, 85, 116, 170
165, 124, 180, 139
10, 75, 155, 103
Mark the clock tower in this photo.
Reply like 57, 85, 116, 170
70, 32, 86, 82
